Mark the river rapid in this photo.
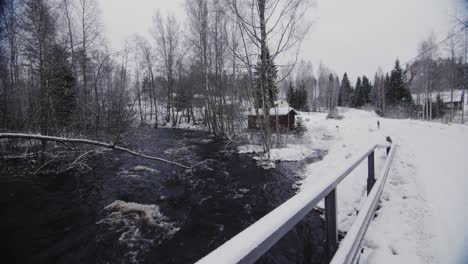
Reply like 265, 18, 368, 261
0, 127, 327, 264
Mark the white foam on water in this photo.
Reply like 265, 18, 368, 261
200, 139, 214, 144
163, 146, 196, 155
97, 200, 180, 263
132, 165, 160, 174
105, 200, 161, 226
116, 170, 143, 179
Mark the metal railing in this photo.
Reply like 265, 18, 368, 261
196, 140, 396, 264
331, 142, 396, 263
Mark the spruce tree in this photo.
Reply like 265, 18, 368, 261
362, 75, 371, 104
384, 73, 391, 100
49, 44, 76, 128
387, 59, 412, 105
286, 82, 296, 107
354, 77, 364, 107
297, 83, 308, 111
287, 81, 308, 111
338, 73, 352, 106
338, 78, 344, 106
254, 48, 278, 108
293, 117, 307, 138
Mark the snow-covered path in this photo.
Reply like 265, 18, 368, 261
379, 119, 468, 263
298, 109, 468, 263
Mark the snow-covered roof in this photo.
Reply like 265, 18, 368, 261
412, 89, 467, 104
247, 106, 298, 116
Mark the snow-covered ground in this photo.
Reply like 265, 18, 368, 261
296, 108, 468, 263
144, 101, 468, 262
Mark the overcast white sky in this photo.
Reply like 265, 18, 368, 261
98, 0, 464, 82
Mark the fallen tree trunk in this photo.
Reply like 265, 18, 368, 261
0, 133, 191, 169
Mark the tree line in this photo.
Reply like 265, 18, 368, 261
282, 28, 467, 123
0, 0, 312, 157
277, 59, 414, 118
1, 0, 465, 160
0, 0, 133, 140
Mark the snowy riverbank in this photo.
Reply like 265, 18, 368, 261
297, 108, 468, 263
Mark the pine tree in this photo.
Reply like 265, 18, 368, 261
362, 75, 371, 104
48, 44, 76, 128
293, 117, 307, 138
286, 81, 296, 107
384, 73, 390, 99
338, 73, 352, 106
287, 81, 308, 111
353, 77, 364, 107
297, 83, 309, 111
254, 48, 278, 108
387, 59, 413, 105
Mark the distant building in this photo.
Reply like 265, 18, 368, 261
412, 89, 467, 119
412, 90, 467, 108
247, 105, 298, 132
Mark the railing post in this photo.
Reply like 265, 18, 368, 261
367, 151, 375, 195
325, 189, 338, 263
386, 136, 392, 155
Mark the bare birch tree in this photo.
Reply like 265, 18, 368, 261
224, 0, 312, 156
135, 35, 158, 127
445, 28, 462, 122
152, 12, 180, 126
185, 0, 212, 130
78, 0, 100, 128
0, 0, 20, 129
61, 0, 77, 77
418, 33, 438, 120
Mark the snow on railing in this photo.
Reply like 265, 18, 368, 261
330, 143, 396, 264
196, 140, 395, 264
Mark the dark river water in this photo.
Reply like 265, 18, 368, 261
0, 127, 326, 264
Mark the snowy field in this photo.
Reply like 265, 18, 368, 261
294, 108, 468, 264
